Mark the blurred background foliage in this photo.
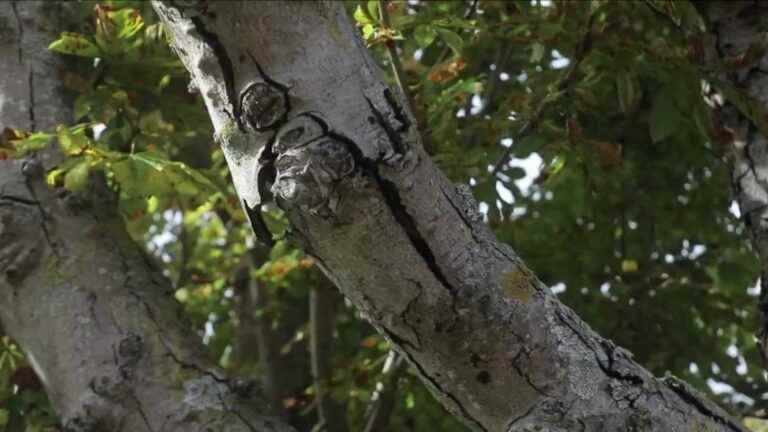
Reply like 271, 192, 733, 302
1, 0, 766, 431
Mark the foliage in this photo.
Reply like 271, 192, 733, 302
2, 0, 767, 431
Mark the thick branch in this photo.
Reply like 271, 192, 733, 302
0, 3, 293, 431
154, 1, 746, 430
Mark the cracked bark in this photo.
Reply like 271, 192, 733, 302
0, 2, 293, 431
703, 1, 768, 365
154, 1, 747, 431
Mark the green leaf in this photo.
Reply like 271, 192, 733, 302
362, 24, 376, 41
57, 125, 90, 155
353, 5, 373, 25
64, 160, 91, 192
367, 0, 380, 22
110, 8, 144, 40
414, 25, 437, 48
649, 92, 681, 142
549, 155, 567, 176
435, 28, 463, 55
49, 33, 101, 57
3, 130, 54, 155
128, 152, 219, 198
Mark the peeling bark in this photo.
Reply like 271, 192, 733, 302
154, 1, 747, 431
0, 2, 293, 431
704, 0, 768, 364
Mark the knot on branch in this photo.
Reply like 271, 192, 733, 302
239, 81, 289, 132
271, 115, 355, 215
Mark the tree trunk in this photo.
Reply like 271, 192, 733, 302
0, 2, 293, 431
704, 0, 768, 364
153, 1, 747, 431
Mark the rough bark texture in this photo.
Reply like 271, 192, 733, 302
705, 1, 768, 364
154, 1, 747, 431
0, 2, 293, 431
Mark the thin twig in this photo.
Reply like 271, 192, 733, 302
310, 280, 348, 432
379, 0, 416, 116
490, 12, 597, 177
363, 351, 408, 432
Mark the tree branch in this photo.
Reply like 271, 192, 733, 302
309, 279, 348, 432
363, 351, 407, 432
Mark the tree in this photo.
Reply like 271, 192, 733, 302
2, 0, 768, 431
0, 2, 291, 430
148, 0, 755, 430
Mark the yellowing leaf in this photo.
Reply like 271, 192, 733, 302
353, 5, 374, 26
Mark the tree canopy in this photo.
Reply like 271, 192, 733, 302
0, 1, 766, 431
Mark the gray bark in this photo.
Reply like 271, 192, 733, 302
0, 2, 293, 431
153, 1, 747, 431
705, 1, 768, 364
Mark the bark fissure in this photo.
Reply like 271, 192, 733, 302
27, 70, 36, 131
372, 170, 457, 293
363, 94, 406, 155
23, 177, 58, 256
129, 392, 156, 432
0, 193, 37, 206
664, 376, 744, 432
383, 328, 488, 432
